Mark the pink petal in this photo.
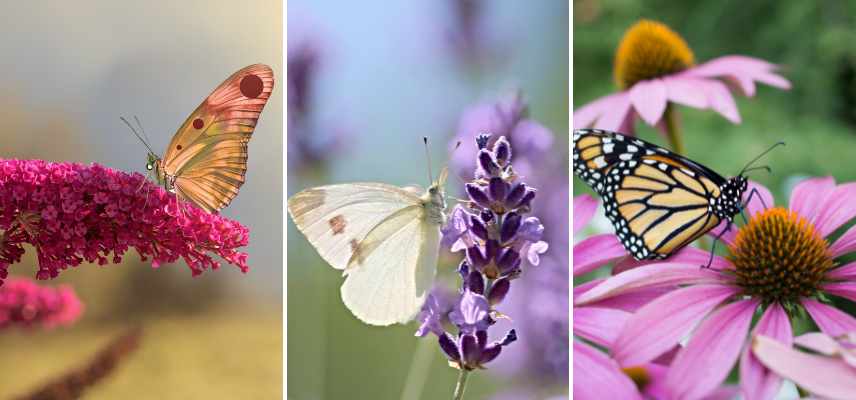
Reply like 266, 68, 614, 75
574, 194, 599, 235
688, 55, 776, 80
753, 334, 856, 400
744, 180, 775, 220
708, 220, 738, 247
794, 332, 841, 356
813, 182, 856, 237
616, 108, 637, 135
702, 386, 741, 400
829, 225, 856, 258
573, 278, 603, 301
629, 79, 668, 126
585, 286, 675, 313
821, 282, 856, 303
612, 284, 738, 366
614, 246, 732, 273
573, 341, 643, 400
573, 234, 627, 277
740, 303, 792, 400
804, 299, 856, 336
826, 261, 856, 281
753, 70, 792, 90
699, 79, 741, 123
575, 263, 725, 306
789, 177, 836, 228
594, 93, 633, 132
663, 76, 709, 108
574, 306, 631, 347
573, 92, 622, 129
665, 299, 759, 400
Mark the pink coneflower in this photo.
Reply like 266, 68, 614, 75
573, 19, 790, 153
576, 177, 856, 400
0, 277, 82, 329
752, 332, 856, 400
0, 159, 250, 284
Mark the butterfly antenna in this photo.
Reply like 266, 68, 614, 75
423, 136, 434, 185
739, 141, 785, 176
133, 115, 153, 151
121, 116, 156, 155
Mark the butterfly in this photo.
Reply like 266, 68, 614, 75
287, 167, 448, 326
573, 129, 778, 261
127, 64, 274, 213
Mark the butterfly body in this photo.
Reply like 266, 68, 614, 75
573, 129, 747, 260
287, 169, 448, 326
142, 64, 274, 213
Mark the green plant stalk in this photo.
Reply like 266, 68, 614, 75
664, 104, 684, 155
452, 369, 470, 400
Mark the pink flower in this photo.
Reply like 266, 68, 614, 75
573, 20, 790, 136
0, 159, 250, 284
576, 177, 856, 400
0, 276, 82, 329
752, 332, 856, 400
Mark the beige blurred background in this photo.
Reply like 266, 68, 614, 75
0, 1, 282, 398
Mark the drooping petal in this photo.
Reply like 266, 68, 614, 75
575, 263, 724, 306
594, 93, 634, 132
794, 332, 842, 356
613, 246, 733, 273
573, 234, 626, 277
821, 282, 856, 303
665, 299, 758, 400
812, 182, 856, 237
804, 299, 856, 336
573, 341, 643, 400
829, 226, 856, 258
629, 79, 668, 126
585, 286, 675, 313
662, 76, 708, 108
789, 176, 836, 228
573, 92, 625, 129
826, 261, 856, 281
740, 303, 792, 400
574, 194, 599, 235
698, 79, 741, 123
573, 306, 631, 347
753, 334, 856, 400
612, 284, 738, 366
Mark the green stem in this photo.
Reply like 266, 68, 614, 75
400, 339, 435, 400
452, 369, 470, 400
663, 105, 684, 155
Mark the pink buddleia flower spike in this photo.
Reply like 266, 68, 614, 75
0, 159, 250, 284
0, 277, 83, 329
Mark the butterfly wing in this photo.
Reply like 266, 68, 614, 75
340, 204, 439, 325
573, 129, 726, 260
163, 64, 274, 212
287, 183, 424, 270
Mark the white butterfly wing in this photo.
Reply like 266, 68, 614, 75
287, 183, 422, 270
341, 204, 440, 325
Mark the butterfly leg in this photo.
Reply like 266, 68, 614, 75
741, 187, 768, 214
702, 221, 732, 269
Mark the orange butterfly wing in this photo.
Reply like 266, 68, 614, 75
162, 64, 274, 212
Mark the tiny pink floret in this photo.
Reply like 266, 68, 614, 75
0, 277, 83, 329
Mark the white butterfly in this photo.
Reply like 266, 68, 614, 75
287, 168, 448, 326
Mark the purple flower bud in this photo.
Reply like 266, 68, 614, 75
505, 183, 526, 206
467, 271, 485, 294
485, 239, 500, 260
477, 150, 500, 176
466, 246, 487, 269
457, 260, 470, 279
496, 248, 520, 273
514, 187, 536, 210
439, 333, 461, 362
476, 134, 490, 150
499, 329, 517, 346
488, 177, 509, 202
480, 210, 493, 223
493, 136, 511, 165
500, 212, 521, 243
462, 333, 480, 368
470, 215, 488, 241
480, 345, 502, 364
487, 277, 510, 305
465, 183, 491, 209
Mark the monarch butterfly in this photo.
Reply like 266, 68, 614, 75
126, 64, 274, 213
573, 129, 779, 261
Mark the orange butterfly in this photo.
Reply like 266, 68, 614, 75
130, 64, 274, 213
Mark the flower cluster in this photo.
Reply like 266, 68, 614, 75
0, 159, 250, 284
0, 277, 82, 330
417, 135, 547, 371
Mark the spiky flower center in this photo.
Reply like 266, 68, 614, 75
728, 207, 833, 305
622, 366, 651, 391
614, 20, 695, 90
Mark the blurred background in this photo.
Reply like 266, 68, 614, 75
0, 1, 282, 398
574, 0, 856, 199
288, 1, 567, 399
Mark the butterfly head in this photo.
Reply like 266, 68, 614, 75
146, 153, 166, 184
715, 176, 748, 220
422, 167, 448, 225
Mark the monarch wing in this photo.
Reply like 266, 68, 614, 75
340, 205, 439, 325
287, 183, 423, 270
163, 64, 274, 212
573, 129, 726, 260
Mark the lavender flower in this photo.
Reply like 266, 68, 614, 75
417, 135, 547, 397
